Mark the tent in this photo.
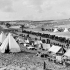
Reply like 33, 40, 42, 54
34, 40, 42, 45
27, 46, 35, 50
0, 33, 21, 53
64, 49, 70, 57
64, 28, 68, 32
48, 45, 61, 53
43, 43, 50, 50
0, 32, 6, 43
53, 28, 58, 32
56, 55, 62, 61
24, 43, 27, 47
25, 39, 29, 43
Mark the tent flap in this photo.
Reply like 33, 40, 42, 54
64, 49, 70, 57
0, 32, 6, 43
0, 35, 9, 53
9, 33, 21, 52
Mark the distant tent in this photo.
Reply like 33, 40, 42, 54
53, 28, 58, 32
48, 45, 61, 53
24, 43, 27, 47
64, 28, 68, 32
36, 40, 42, 44
64, 49, 70, 57
34, 41, 38, 45
43, 43, 50, 50
0, 32, 6, 43
25, 39, 29, 43
27, 46, 35, 49
56, 55, 62, 61
0, 33, 21, 53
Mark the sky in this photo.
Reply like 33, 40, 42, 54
0, 0, 70, 21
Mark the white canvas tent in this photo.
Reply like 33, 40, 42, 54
34, 40, 42, 45
27, 46, 35, 49
48, 45, 61, 53
25, 39, 29, 43
64, 49, 70, 57
56, 55, 62, 61
53, 28, 58, 32
43, 43, 50, 50
0, 33, 21, 53
0, 32, 6, 43
64, 28, 68, 32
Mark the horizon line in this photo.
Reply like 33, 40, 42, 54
0, 18, 69, 22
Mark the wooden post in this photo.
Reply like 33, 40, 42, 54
43, 61, 46, 70
40, 37, 41, 40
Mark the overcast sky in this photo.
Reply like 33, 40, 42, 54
0, 0, 70, 21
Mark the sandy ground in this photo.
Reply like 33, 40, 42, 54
0, 50, 69, 70
0, 52, 43, 70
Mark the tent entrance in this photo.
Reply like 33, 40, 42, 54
56, 48, 66, 55
5, 43, 10, 53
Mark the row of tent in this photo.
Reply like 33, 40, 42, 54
0, 32, 21, 53
54, 28, 68, 32
42, 27, 68, 32
43, 44, 70, 59
0, 31, 70, 59
23, 30, 70, 44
